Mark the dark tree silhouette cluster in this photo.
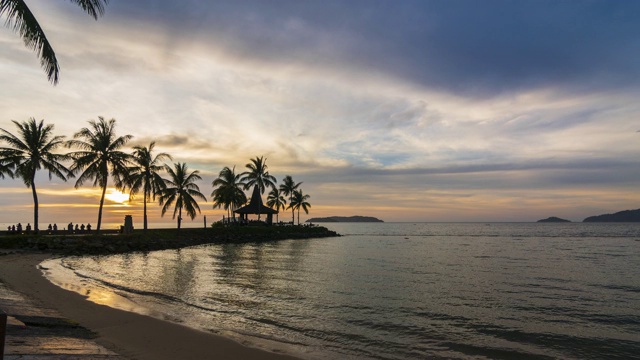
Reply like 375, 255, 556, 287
0, 118, 313, 232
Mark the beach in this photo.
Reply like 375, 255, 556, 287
0, 252, 300, 360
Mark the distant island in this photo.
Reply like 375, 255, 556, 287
583, 209, 640, 222
537, 216, 571, 223
306, 216, 383, 223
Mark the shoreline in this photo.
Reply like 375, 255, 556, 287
0, 252, 301, 360
0, 225, 339, 255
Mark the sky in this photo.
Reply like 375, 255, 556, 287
1, 0, 639, 227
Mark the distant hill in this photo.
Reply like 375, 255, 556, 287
583, 209, 640, 222
306, 216, 383, 223
537, 216, 571, 223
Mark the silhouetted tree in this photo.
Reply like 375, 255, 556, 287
289, 189, 311, 225
0, 158, 14, 179
0, 0, 109, 84
125, 142, 172, 231
211, 166, 246, 222
266, 187, 286, 223
67, 117, 132, 233
159, 162, 206, 230
240, 156, 276, 220
0, 118, 71, 232
279, 175, 302, 224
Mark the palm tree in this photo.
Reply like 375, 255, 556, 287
289, 189, 311, 225
211, 166, 246, 222
0, 118, 71, 232
67, 117, 132, 233
279, 175, 302, 224
158, 162, 206, 230
0, 0, 109, 84
266, 187, 286, 223
125, 142, 172, 231
240, 156, 277, 220
0, 158, 14, 179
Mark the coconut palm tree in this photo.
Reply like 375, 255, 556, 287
0, 0, 109, 84
240, 156, 277, 220
289, 189, 311, 225
0, 158, 14, 179
279, 175, 302, 224
125, 142, 172, 231
211, 166, 246, 222
0, 118, 71, 232
67, 117, 132, 233
266, 187, 286, 223
158, 162, 206, 230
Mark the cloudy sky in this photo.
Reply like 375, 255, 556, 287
1, 0, 639, 227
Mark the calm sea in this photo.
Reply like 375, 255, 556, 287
41, 223, 640, 359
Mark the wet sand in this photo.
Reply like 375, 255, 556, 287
0, 252, 300, 360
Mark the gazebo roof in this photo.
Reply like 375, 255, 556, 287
234, 186, 278, 215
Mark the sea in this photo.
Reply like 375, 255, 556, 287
40, 222, 640, 360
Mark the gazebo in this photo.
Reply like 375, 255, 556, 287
234, 186, 278, 225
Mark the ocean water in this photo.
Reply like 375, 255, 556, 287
41, 223, 640, 359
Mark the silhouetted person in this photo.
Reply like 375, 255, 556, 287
80, 224, 85, 232
75, 224, 79, 232
6, 225, 10, 234
68, 222, 73, 233
53, 223, 58, 233
86, 223, 91, 232
11, 225, 15, 233
48, 224, 52, 233
17, 223, 22, 233
25, 223, 31, 233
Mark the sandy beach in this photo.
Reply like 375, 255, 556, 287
0, 252, 300, 360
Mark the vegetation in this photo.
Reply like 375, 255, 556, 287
0, 0, 109, 84
125, 142, 172, 231
280, 175, 302, 224
0, 118, 71, 232
0, 118, 315, 231
240, 156, 277, 220
266, 188, 286, 223
211, 166, 246, 221
289, 189, 311, 225
67, 117, 132, 233
158, 162, 207, 230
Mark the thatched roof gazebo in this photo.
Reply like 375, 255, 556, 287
234, 186, 278, 225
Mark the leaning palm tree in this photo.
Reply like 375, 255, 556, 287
158, 162, 207, 230
279, 175, 302, 224
0, 118, 71, 232
289, 189, 311, 225
266, 187, 286, 223
240, 156, 277, 220
125, 142, 172, 231
0, 0, 109, 84
211, 166, 246, 222
67, 117, 132, 233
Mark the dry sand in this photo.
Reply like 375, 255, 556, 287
0, 252, 301, 360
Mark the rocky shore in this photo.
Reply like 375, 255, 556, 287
0, 225, 340, 255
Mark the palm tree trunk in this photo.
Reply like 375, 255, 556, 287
290, 195, 294, 224
178, 207, 182, 230
143, 190, 148, 231
297, 208, 300, 225
97, 176, 108, 233
31, 180, 39, 232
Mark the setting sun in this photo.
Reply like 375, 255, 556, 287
105, 190, 130, 204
